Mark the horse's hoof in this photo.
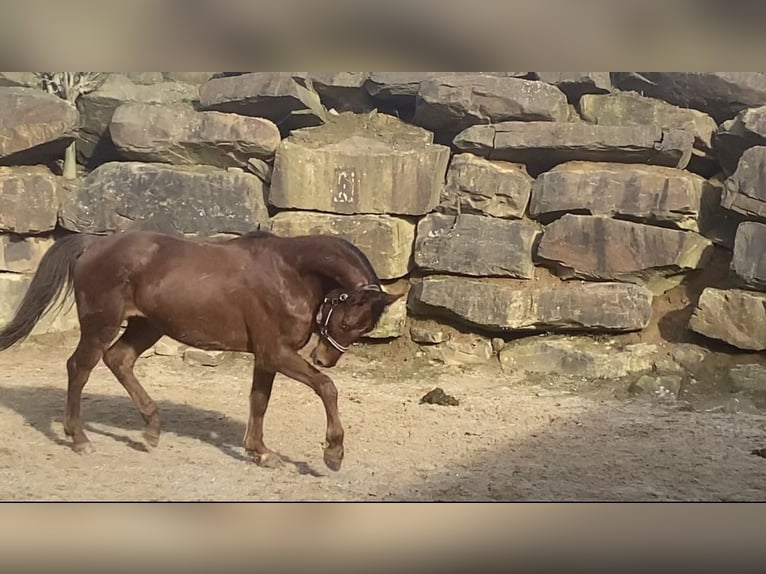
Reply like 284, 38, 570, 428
72, 441, 94, 454
255, 452, 284, 469
143, 429, 160, 448
323, 447, 343, 472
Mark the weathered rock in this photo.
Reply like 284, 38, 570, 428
0, 235, 53, 273
412, 74, 568, 139
414, 213, 540, 279
670, 343, 710, 375
110, 103, 280, 168
198, 72, 327, 135
721, 146, 766, 220
580, 91, 717, 153
536, 72, 611, 104
0, 87, 78, 165
363, 73, 441, 106
731, 222, 766, 291
60, 162, 269, 236
421, 332, 493, 366
689, 288, 766, 351
410, 276, 653, 334
153, 336, 187, 357
439, 153, 533, 219
628, 373, 683, 398
529, 161, 713, 231
536, 215, 714, 294
454, 122, 693, 176
76, 75, 200, 166
729, 364, 766, 393
0, 273, 79, 335
365, 297, 407, 339
268, 211, 414, 280
714, 105, 766, 176
698, 179, 748, 250
125, 72, 165, 85
295, 72, 373, 113
0, 73, 39, 88
183, 348, 227, 367
269, 112, 450, 216
162, 72, 216, 84
409, 319, 449, 345
499, 336, 659, 380
611, 72, 766, 123
0, 166, 60, 233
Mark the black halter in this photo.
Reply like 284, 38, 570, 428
315, 284, 381, 353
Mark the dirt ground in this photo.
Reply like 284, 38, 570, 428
1, 332, 765, 501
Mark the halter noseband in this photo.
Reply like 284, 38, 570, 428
315, 284, 381, 353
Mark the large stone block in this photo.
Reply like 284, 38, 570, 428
721, 146, 766, 220
365, 298, 407, 339
454, 121, 693, 176
59, 162, 269, 236
0, 273, 79, 336
731, 222, 766, 291
412, 74, 568, 139
529, 161, 713, 231
295, 72, 373, 113
110, 103, 280, 168
414, 213, 540, 279
269, 112, 450, 216
535, 72, 611, 103
0, 87, 78, 165
409, 276, 653, 334
536, 215, 714, 294
0, 166, 60, 233
714, 105, 766, 176
689, 288, 766, 351
76, 75, 199, 166
440, 153, 532, 219
611, 72, 766, 123
0, 235, 53, 273
579, 91, 717, 154
198, 72, 327, 134
268, 211, 415, 280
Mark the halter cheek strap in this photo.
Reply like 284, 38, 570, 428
315, 283, 381, 353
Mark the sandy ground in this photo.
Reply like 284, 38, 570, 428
1, 333, 765, 501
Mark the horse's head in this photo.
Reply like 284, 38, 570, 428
311, 284, 401, 368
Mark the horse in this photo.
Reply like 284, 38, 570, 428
0, 229, 401, 471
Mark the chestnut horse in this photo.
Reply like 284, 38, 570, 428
0, 230, 400, 471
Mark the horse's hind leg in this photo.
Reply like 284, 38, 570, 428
102, 318, 163, 447
65, 323, 122, 453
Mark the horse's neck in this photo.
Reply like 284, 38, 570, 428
293, 239, 375, 289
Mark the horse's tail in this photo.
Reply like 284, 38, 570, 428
0, 233, 99, 351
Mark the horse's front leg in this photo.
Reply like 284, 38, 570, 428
244, 367, 282, 467
274, 350, 345, 471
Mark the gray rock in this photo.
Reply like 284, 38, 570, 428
412, 74, 568, 139
153, 336, 187, 357
59, 162, 269, 236
722, 146, 766, 220
689, 288, 766, 351
611, 72, 766, 123
0, 235, 53, 273
269, 111, 450, 216
365, 298, 407, 339
731, 221, 766, 291
414, 213, 540, 279
295, 72, 373, 113
410, 276, 653, 334
579, 91, 717, 153
729, 364, 766, 393
0, 73, 39, 88
670, 343, 710, 375
439, 153, 533, 220
536, 215, 714, 294
628, 373, 683, 398
268, 211, 415, 280
714, 105, 766, 176
529, 161, 713, 231
0, 166, 60, 233
110, 103, 280, 168
162, 73, 216, 84
198, 72, 328, 135
421, 332, 494, 366
535, 72, 611, 104
698, 179, 749, 250
409, 320, 449, 345
0, 273, 79, 336
76, 74, 199, 166
499, 336, 659, 380
183, 348, 227, 367
454, 121, 693, 176
0, 87, 78, 165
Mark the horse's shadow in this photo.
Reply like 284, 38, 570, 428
0, 384, 323, 477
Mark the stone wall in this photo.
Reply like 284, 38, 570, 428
1, 71, 765, 374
